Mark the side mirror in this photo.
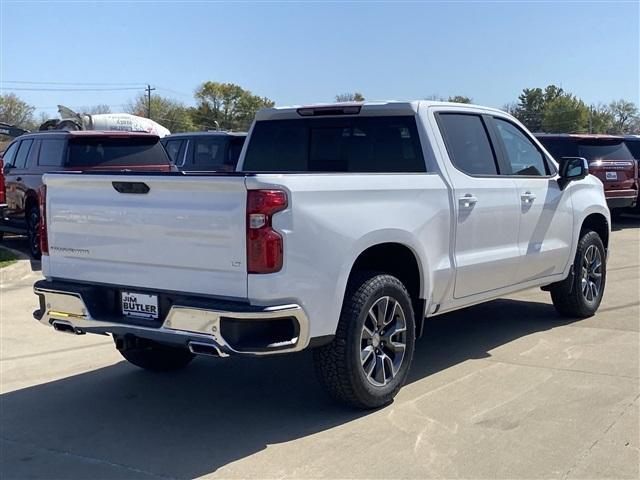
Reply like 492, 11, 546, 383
2, 162, 14, 175
558, 157, 588, 189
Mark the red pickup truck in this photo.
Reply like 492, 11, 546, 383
536, 134, 638, 212
0, 130, 173, 258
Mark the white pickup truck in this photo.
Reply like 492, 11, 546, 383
33, 101, 610, 408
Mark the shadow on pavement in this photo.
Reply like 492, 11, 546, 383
1, 297, 581, 478
611, 213, 640, 231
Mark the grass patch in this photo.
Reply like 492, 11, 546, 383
0, 247, 18, 268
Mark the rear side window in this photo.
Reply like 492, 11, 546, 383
14, 139, 33, 169
243, 116, 425, 172
437, 114, 497, 175
38, 139, 66, 166
578, 140, 633, 161
67, 137, 169, 168
163, 139, 183, 164
494, 118, 548, 176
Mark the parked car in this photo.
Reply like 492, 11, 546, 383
536, 134, 638, 211
0, 130, 173, 258
623, 135, 640, 213
160, 131, 246, 171
33, 101, 609, 408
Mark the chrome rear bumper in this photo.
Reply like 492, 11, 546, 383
33, 283, 310, 357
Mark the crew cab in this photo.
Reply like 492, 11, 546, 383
33, 102, 610, 408
536, 134, 638, 211
0, 131, 173, 258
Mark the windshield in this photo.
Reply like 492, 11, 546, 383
67, 137, 169, 168
578, 140, 633, 161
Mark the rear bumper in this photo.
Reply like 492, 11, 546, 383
33, 280, 310, 356
605, 191, 637, 209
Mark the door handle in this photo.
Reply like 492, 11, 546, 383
521, 191, 536, 203
459, 194, 478, 208
16, 177, 22, 181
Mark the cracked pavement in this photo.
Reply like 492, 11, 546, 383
1, 216, 638, 479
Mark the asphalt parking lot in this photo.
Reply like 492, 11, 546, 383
1, 217, 638, 479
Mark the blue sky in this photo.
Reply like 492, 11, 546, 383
1, 1, 638, 117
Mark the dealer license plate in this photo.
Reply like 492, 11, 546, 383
606, 171, 617, 180
121, 291, 159, 319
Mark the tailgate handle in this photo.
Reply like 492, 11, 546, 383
112, 182, 150, 194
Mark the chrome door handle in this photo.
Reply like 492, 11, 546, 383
459, 194, 478, 208
521, 191, 536, 203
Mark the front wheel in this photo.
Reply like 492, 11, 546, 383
313, 272, 416, 409
550, 230, 606, 317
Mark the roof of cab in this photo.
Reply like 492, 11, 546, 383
162, 131, 247, 139
254, 100, 505, 122
536, 133, 626, 140
20, 130, 160, 139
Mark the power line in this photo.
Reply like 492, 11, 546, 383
1, 80, 146, 86
2, 87, 143, 92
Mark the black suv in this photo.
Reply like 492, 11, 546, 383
161, 131, 247, 172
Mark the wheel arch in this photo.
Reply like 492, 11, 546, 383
581, 212, 609, 250
345, 241, 427, 337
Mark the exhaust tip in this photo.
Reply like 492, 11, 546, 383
52, 320, 81, 335
188, 341, 223, 357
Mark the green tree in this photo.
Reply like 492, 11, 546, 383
193, 82, 274, 131
0, 93, 35, 129
512, 85, 567, 132
335, 92, 365, 102
541, 95, 589, 133
588, 104, 613, 134
447, 95, 472, 104
127, 94, 195, 132
608, 99, 638, 134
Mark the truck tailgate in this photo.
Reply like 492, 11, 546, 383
43, 174, 248, 298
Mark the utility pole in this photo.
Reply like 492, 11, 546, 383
589, 105, 593, 134
145, 84, 156, 119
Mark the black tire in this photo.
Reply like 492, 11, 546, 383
313, 272, 416, 409
26, 205, 41, 259
550, 230, 606, 318
115, 336, 195, 372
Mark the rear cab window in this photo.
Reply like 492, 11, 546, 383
13, 139, 34, 169
243, 116, 425, 172
66, 136, 170, 168
435, 113, 498, 175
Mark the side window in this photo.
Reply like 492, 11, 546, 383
437, 114, 498, 175
2, 142, 19, 166
494, 119, 548, 176
38, 139, 66, 167
13, 139, 33, 169
164, 140, 182, 164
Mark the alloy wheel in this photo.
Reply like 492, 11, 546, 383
360, 296, 407, 387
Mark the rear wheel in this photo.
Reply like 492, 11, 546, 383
114, 336, 195, 372
550, 230, 606, 317
313, 272, 415, 409
26, 205, 41, 259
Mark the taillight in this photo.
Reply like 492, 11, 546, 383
247, 190, 287, 273
0, 160, 5, 204
38, 185, 48, 255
